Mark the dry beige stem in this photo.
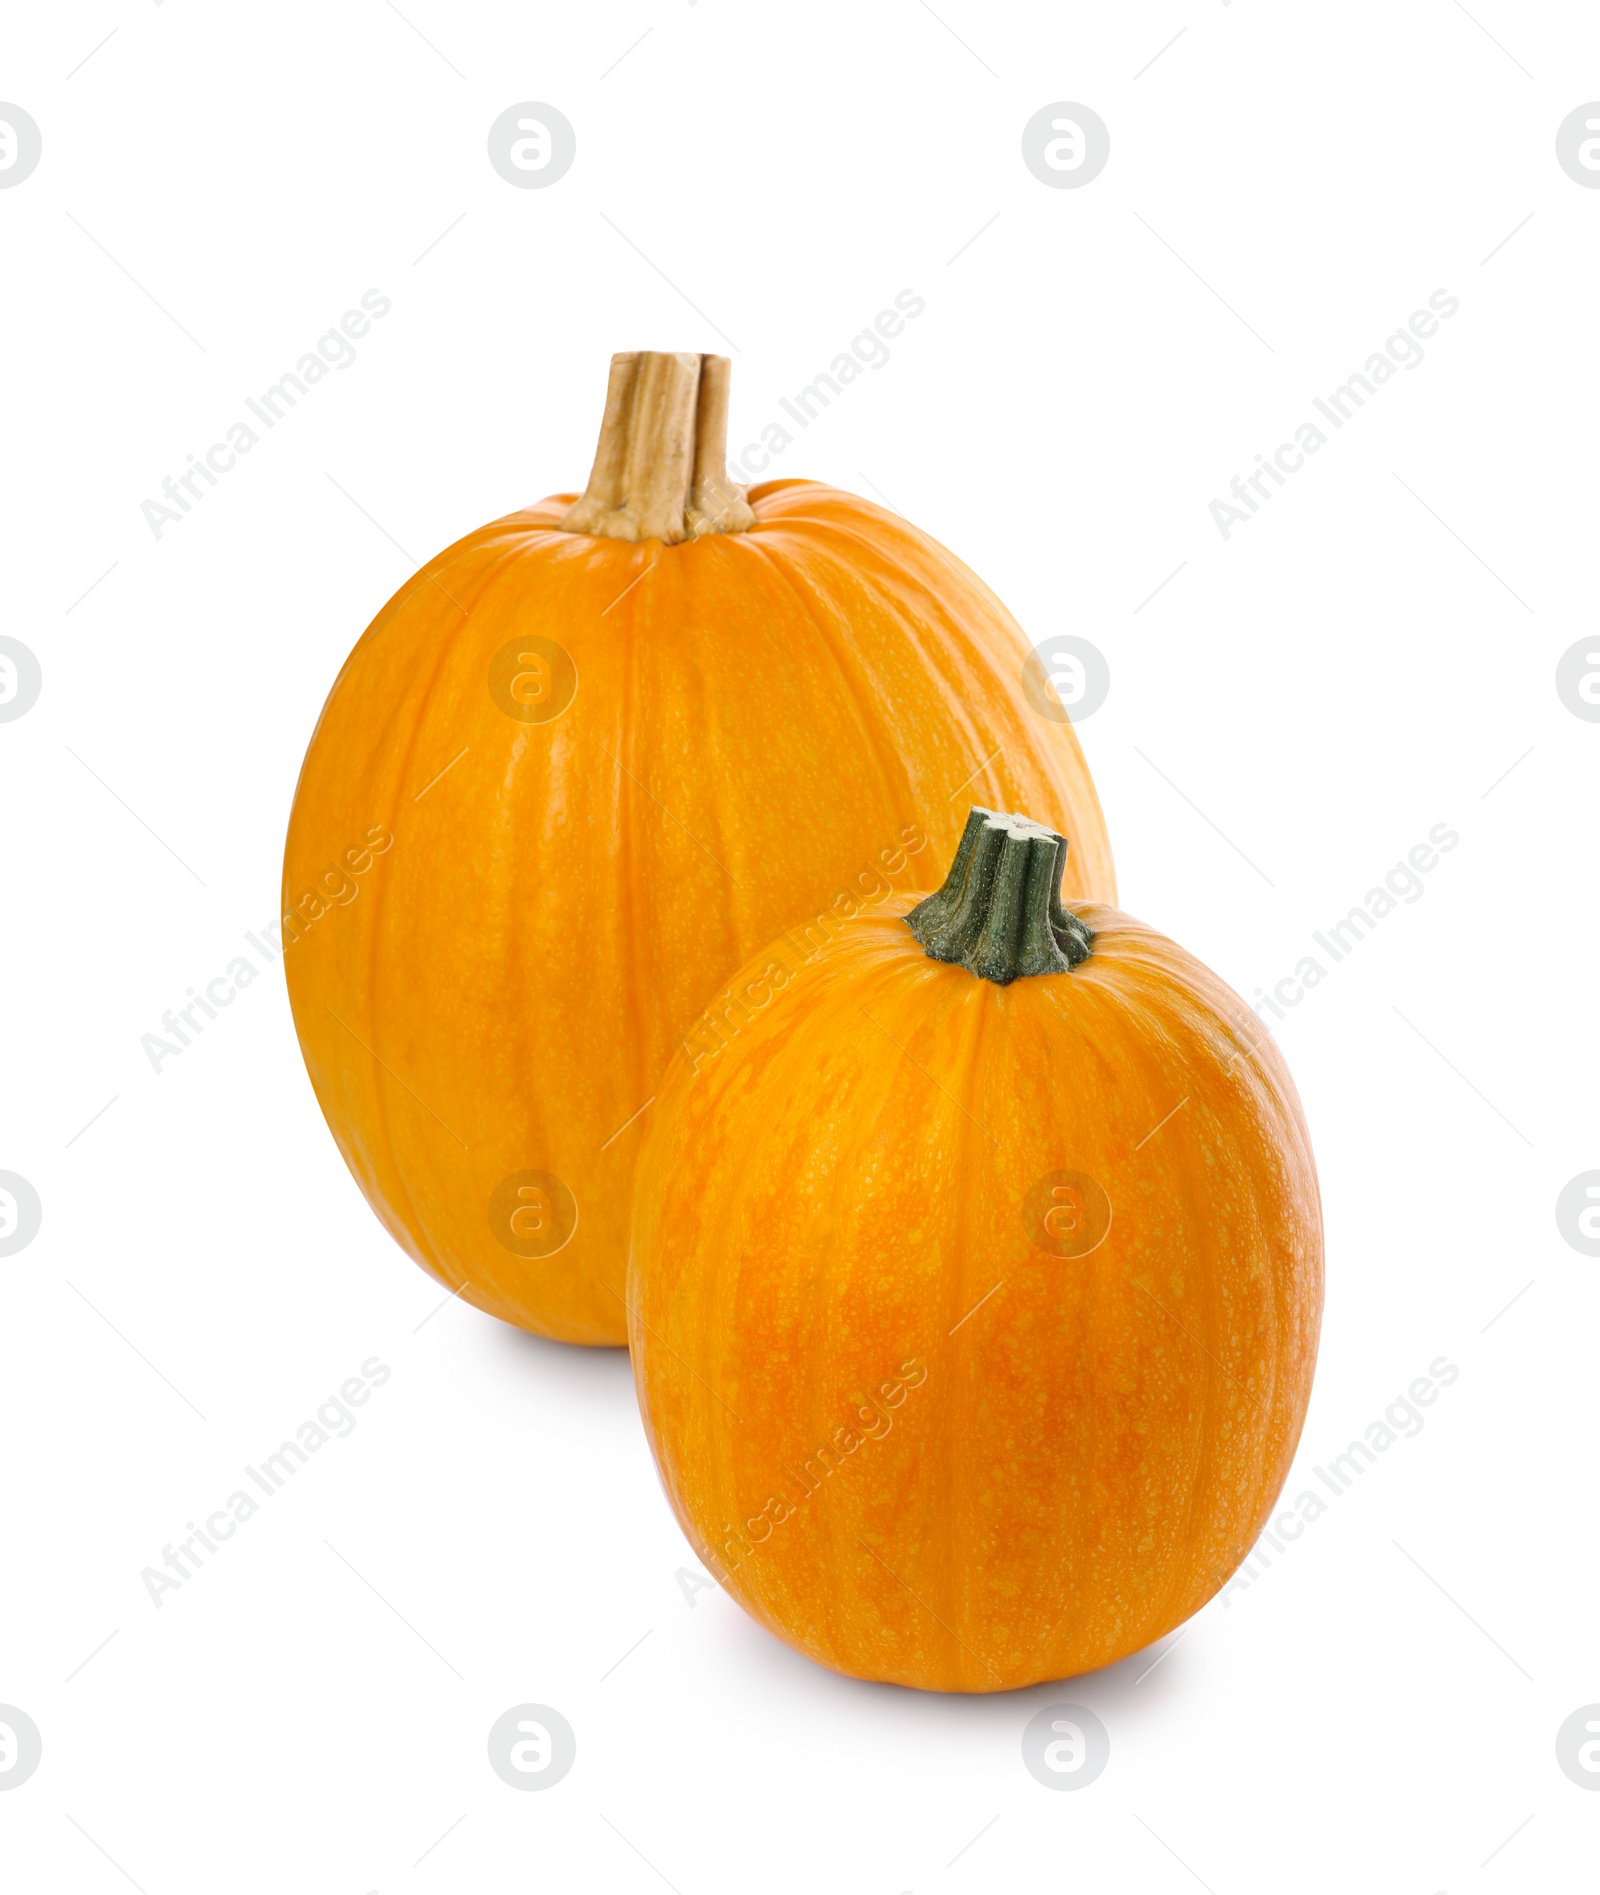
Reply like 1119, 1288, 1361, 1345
560, 352, 755, 544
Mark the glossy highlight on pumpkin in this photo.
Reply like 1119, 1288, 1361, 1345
627, 853, 1322, 1690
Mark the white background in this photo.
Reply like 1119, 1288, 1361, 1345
3, 3, 1598, 1890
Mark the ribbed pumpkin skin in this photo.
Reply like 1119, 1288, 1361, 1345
629, 902, 1322, 1690
282, 479, 1114, 1345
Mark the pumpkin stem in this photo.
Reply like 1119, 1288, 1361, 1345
906, 808, 1094, 985
559, 352, 756, 544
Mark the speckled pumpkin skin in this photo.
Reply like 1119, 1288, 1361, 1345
629, 901, 1322, 1690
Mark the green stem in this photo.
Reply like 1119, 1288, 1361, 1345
906, 807, 1093, 985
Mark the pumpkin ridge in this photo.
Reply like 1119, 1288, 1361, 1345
1138, 1048, 1226, 1658
1173, 954, 1311, 1608
789, 943, 895, 1673
359, 533, 536, 1304
607, 538, 673, 1259
604, 538, 768, 1094
654, 540, 750, 957
795, 512, 1011, 770
406, 528, 625, 1320
299, 528, 522, 763
752, 503, 1114, 902
738, 530, 914, 852
884, 951, 998, 1684
1100, 970, 1221, 1660
359, 520, 566, 658
1109, 949, 1301, 1649
1147, 969, 1256, 1654
947, 967, 1005, 1685
1218, 1084, 1297, 1610
612, 550, 650, 1238
294, 526, 534, 1307
1033, 970, 1121, 1667
749, 490, 1031, 657
810, 524, 1055, 853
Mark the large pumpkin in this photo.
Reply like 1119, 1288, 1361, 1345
629, 808, 1322, 1689
282, 354, 1115, 1345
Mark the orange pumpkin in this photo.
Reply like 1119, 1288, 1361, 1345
629, 808, 1322, 1689
283, 354, 1115, 1345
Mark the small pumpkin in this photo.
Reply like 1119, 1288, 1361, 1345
283, 354, 1115, 1345
629, 808, 1322, 1690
